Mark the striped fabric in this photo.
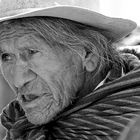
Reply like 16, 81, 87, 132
1, 67, 140, 139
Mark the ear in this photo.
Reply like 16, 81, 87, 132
83, 53, 98, 72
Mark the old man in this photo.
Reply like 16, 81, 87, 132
1, 0, 140, 140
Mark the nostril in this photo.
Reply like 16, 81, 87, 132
14, 69, 36, 91
21, 95, 26, 102
22, 81, 30, 89
16, 81, 30, 94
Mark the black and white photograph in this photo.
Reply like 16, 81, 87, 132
0, 0, 140, 140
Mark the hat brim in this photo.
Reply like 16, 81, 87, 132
0, 6, 137, 42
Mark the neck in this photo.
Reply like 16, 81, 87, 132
77, 69, 108, 98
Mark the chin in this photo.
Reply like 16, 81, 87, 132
25, 111, 51, 125
20, 89, 73, 125
24, 101, 61, 125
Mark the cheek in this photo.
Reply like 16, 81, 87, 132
1, 64, 13, 84
30, 54, 62, 76
29, 55, 64, 94
0, 64, 17, 93
48, 69, 80, 107
29, 57, 64, 100
30, 55, 81, 106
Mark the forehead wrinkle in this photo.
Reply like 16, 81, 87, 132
0, 38, 17, 53
0, 33, 42, 54
0, 25, 50, 53
0, 22, 37, 42
0, 22, 52, 52
16, 34, 45, 51
0, 30, 36, 42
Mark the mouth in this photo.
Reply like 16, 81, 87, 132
19, 93, 51, 107
17, 92, 52, 110
21, 94, 40, 103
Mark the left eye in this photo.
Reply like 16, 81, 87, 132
28, 49, 39, 55
1, 53, 14, 62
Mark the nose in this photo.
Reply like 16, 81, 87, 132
13, 59, 36, 89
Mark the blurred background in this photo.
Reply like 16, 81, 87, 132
1, 0, 140, 139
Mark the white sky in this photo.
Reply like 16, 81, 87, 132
100, 0, 140, 25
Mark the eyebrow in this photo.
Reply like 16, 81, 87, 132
0, 43, 41, 54
0, 45, 15, 54
18, 45, 41, 52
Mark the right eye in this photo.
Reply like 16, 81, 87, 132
1, 53, 14, 62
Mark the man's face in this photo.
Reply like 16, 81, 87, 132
0, 33, 84, 124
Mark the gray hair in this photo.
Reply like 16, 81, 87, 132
0, 17, 124, 76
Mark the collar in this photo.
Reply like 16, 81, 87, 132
95, 67, 125, 90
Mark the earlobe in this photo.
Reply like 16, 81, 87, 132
83, 53, 98, 72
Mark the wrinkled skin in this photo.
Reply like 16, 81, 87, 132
0, 33, 85, 125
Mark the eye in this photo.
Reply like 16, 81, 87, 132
27, 49, 39, 56
1, 53, 14, 62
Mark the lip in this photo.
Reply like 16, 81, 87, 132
21, 94, 39, 103
19, 93, 46, 107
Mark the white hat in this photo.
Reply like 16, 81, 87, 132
0, 0, 137, 42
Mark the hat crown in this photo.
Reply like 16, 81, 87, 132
0, 0, 60, 17
0, 0, 38, 10
0, 0, 100, 18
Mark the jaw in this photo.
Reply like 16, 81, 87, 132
16, 74, 80, 125
22, 97, 61, 125
21, 90, 74, 125
24, 103, 58, 125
